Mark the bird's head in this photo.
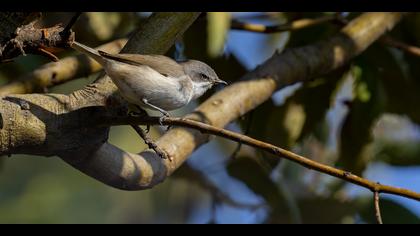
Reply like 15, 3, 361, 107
181, 60, 227, 99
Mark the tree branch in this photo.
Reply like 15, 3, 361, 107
380, 35, 420, 57
231, 14, 344, 33
103, 115, 420, 201
0, 12, 201, 190
0, 13, 404, 191
374, 191, 384, 224
131, 124, 170, 160
0, 13, 74, 62
233, 14, 420, 62
0, 38, 127, 95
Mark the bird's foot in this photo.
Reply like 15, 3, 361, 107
158, 112, 172, 131
128, 109, 149, 118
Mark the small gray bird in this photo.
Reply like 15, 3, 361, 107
71, 41, 226, 116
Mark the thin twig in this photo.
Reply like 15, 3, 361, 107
130, 125, 170, 160
380, 35, 420, 57
233, 12, 282, 21
61, 12, 82, 38
104, 115, 420, 202
231, 15, 341, 34
233, 13, 420, 61
374, 190, 383, 224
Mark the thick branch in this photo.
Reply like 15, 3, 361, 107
0, 13, 404, 190
0, 12, 41, 44
0, 38, 127, 95
0, 12, 201, 190
0, 14, 74, 62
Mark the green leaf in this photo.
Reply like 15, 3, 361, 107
207, 12, 231, 57
235, 69, 345, 175
379, 17, 420, 123
339, 43, 420, 172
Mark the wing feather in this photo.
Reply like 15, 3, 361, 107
98, 51, 185, 78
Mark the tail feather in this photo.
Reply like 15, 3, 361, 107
71, 41, 105, 66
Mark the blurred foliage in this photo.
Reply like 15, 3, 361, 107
338, 50, 387, 175
286, 12, 341, 48
376, 140, 420, 166
0, 126, 208, 223
1, 12, 420, 223
41, 12, 137, 46
290, 197, 357, 223
207, 12, 231, 57
357, 197, 420, 224
227, 156, 289, 222
232, 66, 346, 174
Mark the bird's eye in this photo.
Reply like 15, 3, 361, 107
200, 73, 210, 80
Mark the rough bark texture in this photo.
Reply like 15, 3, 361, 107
0, 12, 74, 62
0, 13, 403, 190
0, 12, 41, 44
0, 39, 127, 95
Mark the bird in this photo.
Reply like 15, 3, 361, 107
71, 41, 226, 118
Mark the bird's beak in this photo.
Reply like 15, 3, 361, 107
214, 78, 228, 85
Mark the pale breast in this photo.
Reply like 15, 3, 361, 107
105, 60, 193, 111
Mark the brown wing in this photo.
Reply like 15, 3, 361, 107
98, 51, 185, 78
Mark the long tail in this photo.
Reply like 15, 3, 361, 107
71, 41, 106, 66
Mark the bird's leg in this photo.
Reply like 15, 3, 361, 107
141, 98, 170, 127
127, 104, 151, 133
134, 105, 151, 132
128, 104, 148, 117
141, 98, 170, 117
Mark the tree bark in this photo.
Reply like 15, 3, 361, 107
0, 12, 403, 190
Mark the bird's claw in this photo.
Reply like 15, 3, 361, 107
128, 110, 148, 118
158, 116, 165, 126
158, 112, 171, 130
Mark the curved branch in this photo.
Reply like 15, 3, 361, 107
100, 115, 420, 201
0, 13, 404, 191
0, 12, 201, 190
92, 12, 403, 189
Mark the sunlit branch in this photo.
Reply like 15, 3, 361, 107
231, 14, 345, 33
105, 115, 420, 202
374, 191, 384, 224
380, 35, 420, 58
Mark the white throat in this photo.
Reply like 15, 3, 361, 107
191, 80, 212, 100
